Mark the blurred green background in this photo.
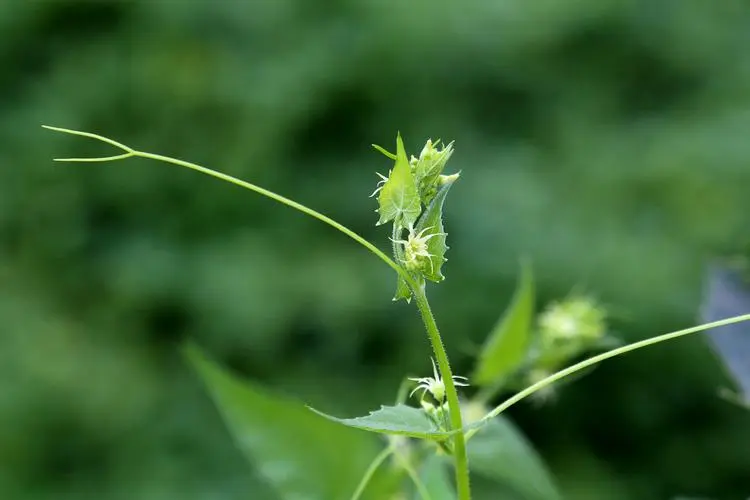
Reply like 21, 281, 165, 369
3, 0, 750, 498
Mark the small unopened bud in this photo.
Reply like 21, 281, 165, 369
421, 399, 437, 415
439, 172, 460, 186
419, 139, 453, 169
538, 296, 606, 347
413, 139, 455, 205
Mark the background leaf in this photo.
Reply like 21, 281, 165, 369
468, 415, 561, 500
415, 454, 455, 500
310, 404, 453, 441
184, 342, 395, 500
10, 1, 750, 497
700, 263, 750, 400
473, 261, 535, 386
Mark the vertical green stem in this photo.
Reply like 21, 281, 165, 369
412, 286, 471, 500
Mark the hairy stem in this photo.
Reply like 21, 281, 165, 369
412, 286, 471, 500
45, 124, 469, 496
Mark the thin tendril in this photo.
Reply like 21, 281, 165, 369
467, 312, 750, 441
42, 125, 417, 290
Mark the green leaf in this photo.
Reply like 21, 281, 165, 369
376, 133, 421, 227
415, 454, 455, 500
414, 175, 458, 283
184, 342, 394, 500
473, 261, 535, 386
394, 274, 414, 303
413, 139, 455, 206
468, 415, 561, 500
309, 404, 453, 441
372, 143, 397, 160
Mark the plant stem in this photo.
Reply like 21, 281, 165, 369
350, 445, 393, 500
392, 445, 433, 500
412, 286, 471, 500
44, 125, 468, 496
466, 312, 750, 441
136, 151, 411, 279
42, 126, 420, 291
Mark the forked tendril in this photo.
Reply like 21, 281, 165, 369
42, 125, 417, 290
46, 125, 748, 499
45, 124, 471, 499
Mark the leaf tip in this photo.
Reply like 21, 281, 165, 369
395, 132, 407, 160
441, 172, 461, 186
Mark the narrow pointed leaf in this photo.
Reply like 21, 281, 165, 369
372, 143, 397, 160
473, 261, 535, 386
184, 342, 394, 500
414, 175, 457, 282
309, 404, 452, 441
376, 134, 421, 227
468, 415, 561, 500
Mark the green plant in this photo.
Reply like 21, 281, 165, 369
43, 125, 750, 500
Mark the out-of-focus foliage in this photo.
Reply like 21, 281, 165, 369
185, 343, 395, 500
473, 261, 535, 386
3, 0, 750, 499
467, 414, 561, 500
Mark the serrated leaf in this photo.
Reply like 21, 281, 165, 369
309, 404, 452, 441
414, 175, 457, 283
414, 454, 455, 500
394, 274, 413, 303
376, 133, 421, 227
184, 342, 394, 500
468, 415, 561, 500
473, 261, 535, 386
